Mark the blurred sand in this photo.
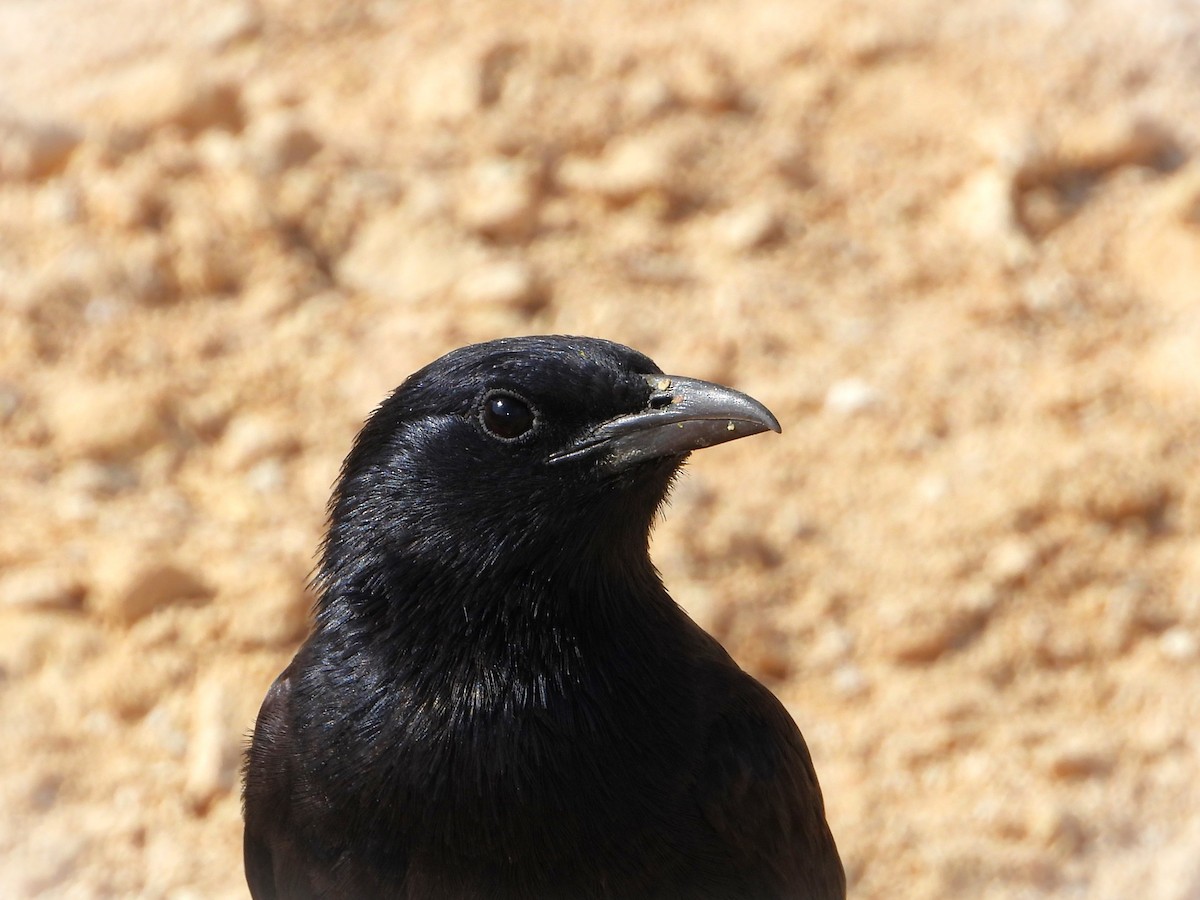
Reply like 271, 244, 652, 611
2, 0, 1200, 896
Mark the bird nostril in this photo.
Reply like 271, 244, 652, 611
649, 392, 673, 410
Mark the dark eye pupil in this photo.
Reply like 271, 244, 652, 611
482, 394, 535, 440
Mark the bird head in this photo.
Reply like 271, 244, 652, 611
317, 336, 780, 602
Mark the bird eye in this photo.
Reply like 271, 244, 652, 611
480, 392, 536, 441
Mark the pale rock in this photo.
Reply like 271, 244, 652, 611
245, 112, 321, 174
810, 625, 855, 668
337, 213, 486, 303
1157, 162, 1200, 226
46, 380, 165, 461
301, 169, 400, 255
169, 204, 243, 295
244, 459, 287, 493
224, 567, 312, 648
218, 415, 299, 471
1028, 805, 1086, 852
1134, 818, 1200, 900
98, 61, 243, 135
716, 202, 781, 251
82, 295, 128, 327
87, 645, 193, 721
57, 241, 117, 293
1133, 312, 1200, 406
199, 1, 263, 51
1054, 114, 1179, 176
985, 537, 1040, 586
1118, 169, 1200, 319
194, 129, 246, 170
57, 490, 99, 524
884, 593, 990, 665
0, 566, 85, 612
1101, 587, 1140, 653
407, 48, 490, 124
1019, 272, 1078, 315
1159, 627, 1198, 662
764, 506, 818, 543
1054, 452, 1169, 526
240, 276, 300, 319
973, 796, 1026, 840
0, 617, 59, 677
838, 17, 910, 66
949, 167, 1025, 248
0, 117, 82, 180
1009, 115, 1180, 238
458, 158, 541, 241
406, 175, 452, 222
672, 50, 739, 112
974, 118, 1042, 171
9, 832, 87, 895
823, 378, 883, 416
90, 558, 214, 625
37, 182, 83, 224
185, 679, 238, 812
142, 704, 185, 759
558, 135, 677, 204
832, 663, 869, 698
886, 614, 966, 664
242, 75, 303, 113
915, 474, 949, 504
86, 170, 163, 230
623, 75, 676, 121
178, 391, 233, 441
456, 260, 543, 311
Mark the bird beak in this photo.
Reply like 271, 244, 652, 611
549, 374, 781, 470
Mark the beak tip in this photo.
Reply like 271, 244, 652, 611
746, 400, 781, 436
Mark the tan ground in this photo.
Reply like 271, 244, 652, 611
2, 0, 1200, 896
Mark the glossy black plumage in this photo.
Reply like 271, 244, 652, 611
243, 336, 844, 899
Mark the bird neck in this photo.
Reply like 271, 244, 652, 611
318, 537, 676, 660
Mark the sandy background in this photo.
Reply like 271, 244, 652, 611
2, 0, 1200, 896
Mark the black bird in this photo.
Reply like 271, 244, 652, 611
243, 335, 844, 899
